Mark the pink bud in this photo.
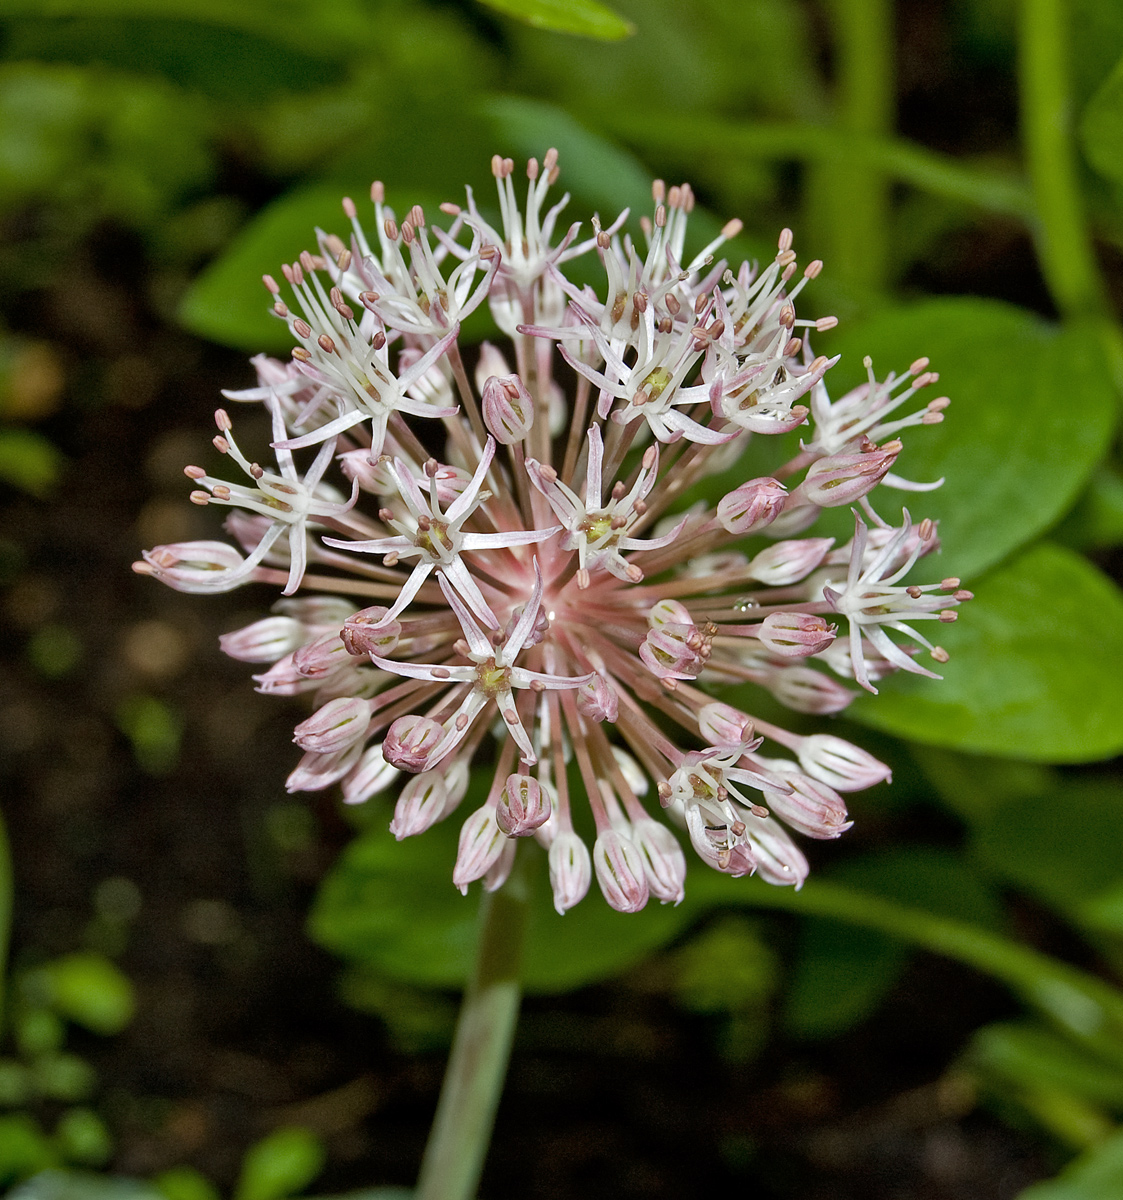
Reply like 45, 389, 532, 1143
796, 440, 901, 507
496, 774, 551, 837
452, 805, 508, 894
337, 449, 382, 493
483, 838, 517, 892
767, 666, 855, 714
389, 770, 452, 838
481, 374, 534, 444
717, 477, 788, 535
757, 612, 836, 657
219, 616, 303, 662
383, 715, 446, 773
548, 831, 592, 914
747, 816, 809, 887
639, 624, 708, 681
577, 675, 619, 723
796, 734, 892, 792
293, 697, 372, 754
137, 541, 246, 593
647, 599, 694, 628
631, 819, 686, 904
342, 743, 399, 805
254, 652, 325, 696
697, 701, 753, 747
285, 741, 364, 793
341, 607, 401, 656
474, 340, 511, 393
593, 829, 650, 913
763, 771, 852, 839
747, 537, 834, 586
293, 631, 350, 678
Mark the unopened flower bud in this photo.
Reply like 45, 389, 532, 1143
293, 696, 372, 754
389, 770, 452, 838
342, 607, 401, 656
549, 831, 592, 914
342, 743, 399, 805
219, 616, 303, 662
293, 631, 350, 678
474, 341, 511, 393
757, 612, 836, 657
577, 674, 619, 723
481, 373, 535, 444
593, 829, 650, 913
762, 768, 852, 838
285, 742, 363, 793
697, 701, 753, 747
136, 541, 246, 593
383, 714, 445, 772
796, 440, 901, 507
648, 598, 694, 628
796, 733, 892, 791
746, 816, 809, 887
338, 449, 381, 493
483, 837, 517, 892
640, 623, 708, 680
717, 477, 788, 535
747, 537, 834, 586
631, 819, 686, 904
767, 666, 855, 714
452, 805, 507, 894
496, 774, 551, 836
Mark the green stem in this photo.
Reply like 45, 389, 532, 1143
822, 0, 896, 290
1019, 0, 1108, 318
730, 878, 1123, 1067
415, 869, 529, 1200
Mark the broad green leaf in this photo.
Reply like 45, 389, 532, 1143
816, 299, 1117, 580
849, 543, 1123, 762
1080, 52, 1123, 187
476, 0, 634, 40
910, 744, 1058, 823
973, 1021, 1123, 1110
971, 778, 1123, 916
1018, 1129, 1123, 1200
3, 18, 343, 102
233, 1129, 325, 1200
785, 849, 1002, 1038
1072, 1, 1123, 108
1053, 464, 1123, 550
785, 919, 908, 1039
310, 812, 699, 993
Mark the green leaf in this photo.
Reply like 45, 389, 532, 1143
786, 849, 1002, 1038
0, 430, 65, 498
151, 1168, 221, 1200
816, 299, 1117, 579
1018, 1129, 1123, 1199
1052, 464, 1123, 550
849, 543, 1123, 762
476, 0, 634, 40
972, 1021, 1123, 1111
32, 953, 135, 1035
310, 811, 699, 993
0, 1118, 59, 1187
1080, 52, 1123, 187
233, 1128, 325, 1200
971, 778, 1123, 916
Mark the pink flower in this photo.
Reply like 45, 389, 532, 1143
137, 152, 963, 910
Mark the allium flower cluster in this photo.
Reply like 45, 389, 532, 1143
136, 151, 969, 913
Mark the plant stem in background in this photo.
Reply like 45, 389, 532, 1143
820, 0, 895, 292
1018, 0, 1108, 320
0, 806, 9, 1040
415, 870, 529, 1200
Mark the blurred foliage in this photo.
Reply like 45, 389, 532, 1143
2, 0, 1123, 1196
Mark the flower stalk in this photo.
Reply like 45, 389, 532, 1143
415, 869, 529, 1200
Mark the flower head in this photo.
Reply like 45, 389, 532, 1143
137, 151, 966, 912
